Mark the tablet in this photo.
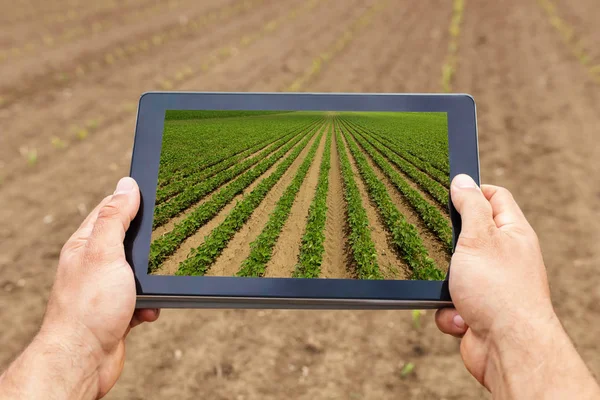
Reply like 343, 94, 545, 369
126, 92, 479, 309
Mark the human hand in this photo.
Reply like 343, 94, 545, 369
0, 178, 160, 399
436, 174, 599, 398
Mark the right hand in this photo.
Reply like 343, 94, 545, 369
436, 174, 555, 387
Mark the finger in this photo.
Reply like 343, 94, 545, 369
435, 307, 468, 338
450, 174, 495, 238
67, 195, 113, 244
130, 309, 160, 329
481, 185, 530, 231
87, 177, 140, 258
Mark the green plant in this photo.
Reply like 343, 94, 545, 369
149, 123, 319, 272
400, 362, 415, 377
341, 124, 444, 280
176, 127, 320, 275
237, 126, 326, 277
294, 125, 333, 278
334, 121, 382, 280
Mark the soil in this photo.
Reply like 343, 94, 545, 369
339, 125, 411, 280
206, 125, 322, 277
320, 126, 353, 280
1, 0, 599, 399
264, 125, 329, 277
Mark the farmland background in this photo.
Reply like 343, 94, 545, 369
0, 0, 599, 399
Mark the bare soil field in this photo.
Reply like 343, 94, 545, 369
1, 0, 599, 398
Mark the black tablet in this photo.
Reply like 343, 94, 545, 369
126, 92, 479, 309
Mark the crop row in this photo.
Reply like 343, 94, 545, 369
340, 119, 449, 208
345, 125, 453, 253
3, 0, 149, 26
1, 0, 262, 67
157, 115, 319, 185
11, 0, 320, 171
155, 120, 317, 203
237, 125, 327, 277
344, 114, 450, 175
148, 124, 318, 272
441, 0, 465, 92
340, 123, 444, 280
155, 0, 322, 91
152, 127, 308, 229
176, 125, 323, 275
293, 125, 333, 278
343, 119, 449, 188
156, 129, 293, 203
285, 0, 388, 92
536, 0, 600, 85
334, 121, 382, 280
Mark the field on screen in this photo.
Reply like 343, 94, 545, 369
149, 111, 451, 280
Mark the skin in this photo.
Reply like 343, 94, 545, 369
0, 175, 598, 399
436, 174, 600, 399
0, 177, 159, 399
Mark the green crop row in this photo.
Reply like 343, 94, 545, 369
237, 126, 326, 277
165, 110, 290, 121
341, 125, 444, 280
176, 126, 323, 276
342, 113, 450, 175
152, 128, 304, 229
154, 127, 299, 206
341, 119, 449, 208
343, 119, 449, 188
157, 114, 319, 185
345, 125, 453, 254
157, 118, 320, 196
148, 124, 317, 272
293, 125, 332, 278
334, 122, 382, 280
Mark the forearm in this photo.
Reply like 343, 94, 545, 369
485, 311, 600, 399
0, 331, 100, 400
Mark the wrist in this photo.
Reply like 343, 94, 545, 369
0, 323, 102, 400
485, 308, 599, 398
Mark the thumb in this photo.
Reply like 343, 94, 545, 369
87, 177, 140, 260
451, 174, 495, 238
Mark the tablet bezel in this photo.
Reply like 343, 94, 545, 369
126, 92, 479, 309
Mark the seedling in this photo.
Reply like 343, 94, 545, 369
51, 137, 67, 149
76, 129, 89, 140
400, 362, 415, 377
412, 310, 423, 329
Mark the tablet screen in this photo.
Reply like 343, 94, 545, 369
149, 110, 451, 281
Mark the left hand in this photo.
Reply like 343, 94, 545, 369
40, 177, 159, 397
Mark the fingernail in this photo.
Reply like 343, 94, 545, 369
453, 314, 466, 329
114, 177, 135, 194
452, 174, 478, 189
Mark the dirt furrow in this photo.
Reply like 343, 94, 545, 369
0, 0, 324, 185
0, 0, 186, 51
206, 125, 324, 277
454, 0, 600, 375
153, 127, 318, 275
199, 0, 372, 93
551, 0, 600, 67
306, 0, 450, 93
151, 123, 311, 231
341, 120, 450, 216
264, 124, 329, 277
320, 125, 352, 279
339, 124, 409, 280
349, 129, 451, 271
345, 118, 449, 188
0, 0, 259, 102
